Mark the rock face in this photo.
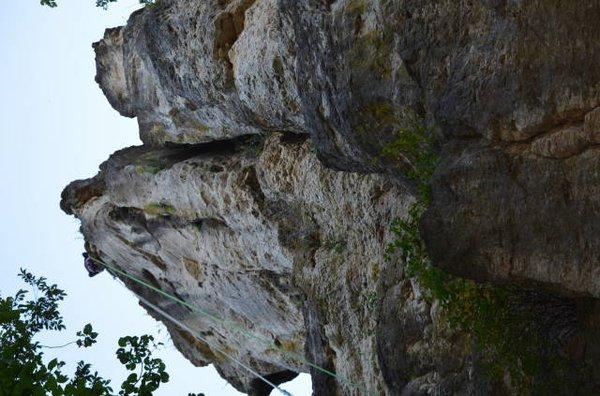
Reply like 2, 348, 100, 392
408, 1, 600, 297
62, 0, 600, 394
62, 135, 472, 394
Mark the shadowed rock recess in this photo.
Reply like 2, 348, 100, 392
62, 0, 600, 394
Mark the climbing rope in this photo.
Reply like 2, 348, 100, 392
136, 294, 293, 396
89, 255, 369, 394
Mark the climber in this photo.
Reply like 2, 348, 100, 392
82, 252, 105, 277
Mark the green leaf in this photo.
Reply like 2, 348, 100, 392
48, 358, 58, 370
160, 371, 169, 383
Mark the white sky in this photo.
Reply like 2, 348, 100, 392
0, 1, 310, 394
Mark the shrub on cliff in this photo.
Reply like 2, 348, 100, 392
383, 121, 550, 392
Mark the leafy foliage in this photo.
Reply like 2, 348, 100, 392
0, 269, 173, 395
384, 122, 544, 391
77, 323, 99, 348
117, 336, 169, 395
40, 0, 156, 9
380, 117, 438, 201
387, 203, 542, 390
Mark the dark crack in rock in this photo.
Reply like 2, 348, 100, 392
63, 0, 600, 394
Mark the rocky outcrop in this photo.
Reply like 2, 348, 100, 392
62, 0, 600, 394
62, 135, 481, 394
407, 1, 600, 297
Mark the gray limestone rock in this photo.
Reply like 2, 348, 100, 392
63, 0, 600, 393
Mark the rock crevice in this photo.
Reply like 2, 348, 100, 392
63, 0, 600, 394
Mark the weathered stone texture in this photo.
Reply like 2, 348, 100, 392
64, 135, 470, 394
62, 0, 600, 393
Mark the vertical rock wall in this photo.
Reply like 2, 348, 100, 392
62, 0, 600, 394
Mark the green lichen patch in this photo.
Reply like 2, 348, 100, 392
134, 151, 170, 175
345, 0, 366, 15
380, 118, 438, 199
135, 164, 164, 175
144, 202, 177, 216
371, 261, 380, 281
193, 121, 210, 133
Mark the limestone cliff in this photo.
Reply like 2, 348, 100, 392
62, 0, 600, 394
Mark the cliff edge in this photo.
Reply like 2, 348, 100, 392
62, 0, 600, 394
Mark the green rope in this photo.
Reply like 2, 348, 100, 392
136, 294, 293, 396
90, 256, 369, 394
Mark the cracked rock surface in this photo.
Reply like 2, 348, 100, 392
63, 0, 600, 394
